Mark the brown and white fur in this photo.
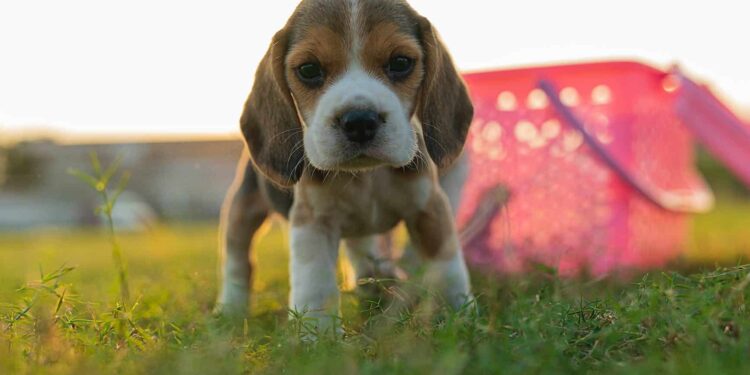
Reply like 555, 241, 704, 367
216, 0, 474, 332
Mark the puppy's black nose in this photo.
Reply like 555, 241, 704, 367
340, 109, 380, 144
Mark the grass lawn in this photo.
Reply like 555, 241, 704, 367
1, 198, 750, 374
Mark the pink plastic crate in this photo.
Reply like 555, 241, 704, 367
456, 61, 723, 276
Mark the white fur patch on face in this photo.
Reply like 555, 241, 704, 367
303, 65, 417, 171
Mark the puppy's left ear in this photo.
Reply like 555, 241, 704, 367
416, 17, 474, 169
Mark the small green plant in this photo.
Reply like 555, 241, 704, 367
1, 265, 76, 332
68, 152, 132, 303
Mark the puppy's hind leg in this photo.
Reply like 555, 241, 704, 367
215, 154, 269, 317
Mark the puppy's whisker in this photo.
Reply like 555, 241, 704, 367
322, 170, 333, 184
281, 131, 304, 146
268, 128, 303, 146
291, 157, 306, 179
421, 129, 451, 159
286, 140, 305, 170
290, 143, 307, 167
343, 175, 355, 191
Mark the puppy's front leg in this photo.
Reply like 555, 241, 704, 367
406, 188, 473, 310
289, 215, 341, 336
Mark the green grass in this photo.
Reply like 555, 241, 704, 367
1, 199, 749, 374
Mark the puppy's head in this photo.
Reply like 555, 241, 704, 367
241, 0, 473, 186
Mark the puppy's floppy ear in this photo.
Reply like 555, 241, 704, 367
416, 17, 474, 169
240, 28, 305, 187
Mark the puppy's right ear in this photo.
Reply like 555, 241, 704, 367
240, 28, 305, 187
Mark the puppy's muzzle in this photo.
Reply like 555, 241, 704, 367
339, 109, 383, 144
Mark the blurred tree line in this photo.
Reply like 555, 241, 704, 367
0, 142, 43, 191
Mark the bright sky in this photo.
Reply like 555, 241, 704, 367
1, 0, 749, 140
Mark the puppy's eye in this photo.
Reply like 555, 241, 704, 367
297, 63, 325, 87
385, 56, 414, 81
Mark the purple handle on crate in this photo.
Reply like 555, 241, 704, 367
671, 68, 750, 189
538, 80, 715, 214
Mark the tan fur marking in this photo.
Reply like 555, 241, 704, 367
411, 189, 460, 260
290, 199, 314, 226
291, 183, 338, 230
286, 26, 349, 117
360, 22, 423, 105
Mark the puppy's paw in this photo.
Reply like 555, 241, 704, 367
214, 286, 249, 319
289, 310, 343, 342
212, 302, 248, 321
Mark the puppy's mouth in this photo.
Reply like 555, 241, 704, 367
333, 154, 387, 171
318, 144, 414, 172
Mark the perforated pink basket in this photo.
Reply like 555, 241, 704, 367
455, 61, 750, 276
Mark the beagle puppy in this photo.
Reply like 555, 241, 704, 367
216, 0, 474, 331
